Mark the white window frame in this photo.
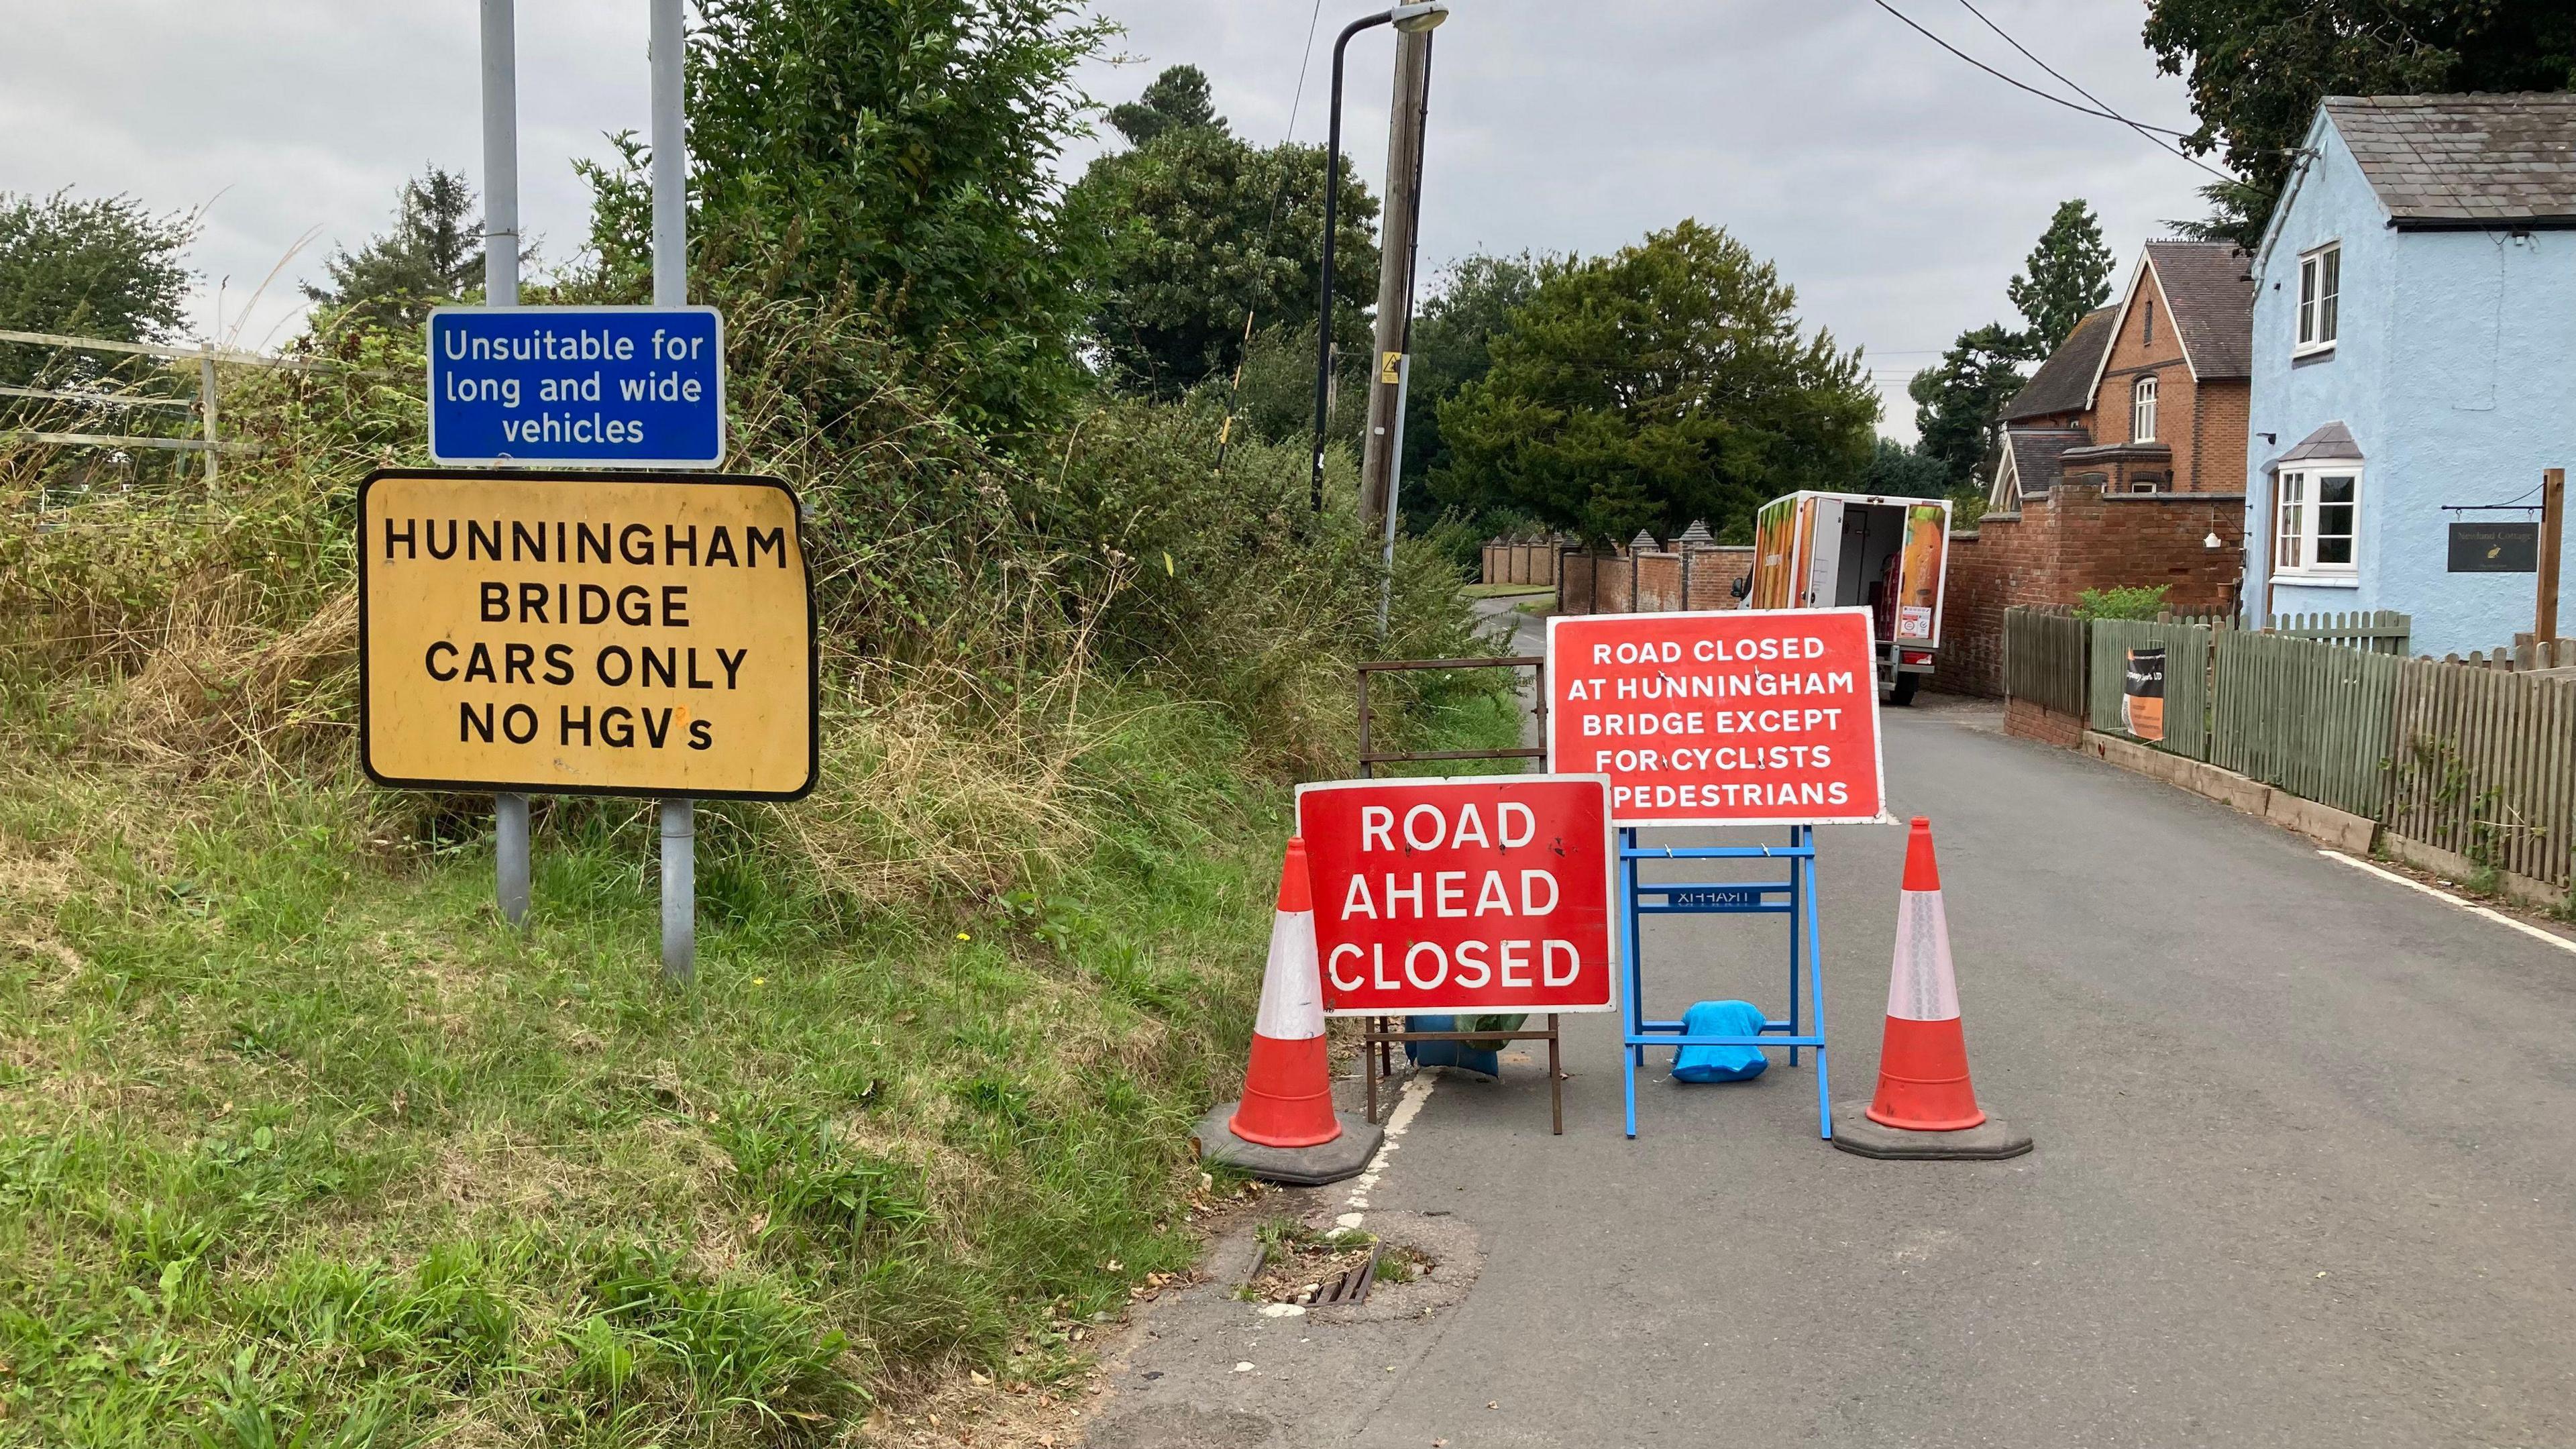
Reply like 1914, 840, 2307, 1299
2132, 374, 2158, 443
2273, 462, 2362, 582
2296, 243, 2340, 356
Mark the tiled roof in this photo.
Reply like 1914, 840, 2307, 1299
2324, 94, 2576, 226
2265, 421, 2363, 472
2143, 241, 2253, 380
2002, 428, 2086, 500
2000, 307, 2114, 422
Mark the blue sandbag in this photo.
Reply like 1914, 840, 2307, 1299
1672, 1000, 1770, 1083
1404, 1015, 1500, 1079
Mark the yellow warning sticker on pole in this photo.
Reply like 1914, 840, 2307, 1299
358, 468, 816, 800
1380, 350, 1405, 384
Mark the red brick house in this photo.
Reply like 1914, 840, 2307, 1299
1942, 242, 2254, 694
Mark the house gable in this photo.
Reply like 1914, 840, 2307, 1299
2243, 94, 2576, 657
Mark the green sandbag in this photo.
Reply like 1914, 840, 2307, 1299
1460, 1013, 1527, 1052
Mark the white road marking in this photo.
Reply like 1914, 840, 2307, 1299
2319, 850, 2576, 956
1335, 1069, 1437, 1231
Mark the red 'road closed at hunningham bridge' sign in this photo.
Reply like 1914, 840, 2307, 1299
1546, 607, 1887, 827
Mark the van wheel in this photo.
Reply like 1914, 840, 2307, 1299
1884, 674, 1921, 707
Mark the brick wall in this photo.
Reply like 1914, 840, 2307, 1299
1480, 540, 1564, 586
1940, 485, 2245, 696
1635, 552, 1682, 611
1558, 551, 1602, 612
1554, 545, 1754, 614
2004, 698, 2087, 747
1684, 546, 1753, 609
2189, 379, 2249, 494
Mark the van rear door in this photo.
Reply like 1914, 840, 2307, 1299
1799, 496, 1844, 608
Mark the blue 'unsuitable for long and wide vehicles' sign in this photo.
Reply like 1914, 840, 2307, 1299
427, 305, 725, 468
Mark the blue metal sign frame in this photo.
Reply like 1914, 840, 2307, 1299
427, 305, 725, 469
1618, 825, 1831, 1140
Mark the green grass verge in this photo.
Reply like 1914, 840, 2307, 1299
0, 680, 1521, 1445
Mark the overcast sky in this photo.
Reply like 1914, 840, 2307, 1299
0, 1, 2215, 441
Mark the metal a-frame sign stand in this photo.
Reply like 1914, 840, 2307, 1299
1617, 825, 1829, 1140
1547, 607, 1886, 1143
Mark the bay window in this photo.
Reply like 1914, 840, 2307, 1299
2274, 464, 2360, 578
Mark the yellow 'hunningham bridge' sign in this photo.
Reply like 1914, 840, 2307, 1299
358, 468, 816, 800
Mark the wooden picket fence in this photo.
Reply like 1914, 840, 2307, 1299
2003, 600, 2576, 890
2258, 609, 2413, 656
2003, 606, 2087, 719
2385, 656, 2576, 891
2087, 617, 2212, 761
2211, 629, 2404, 820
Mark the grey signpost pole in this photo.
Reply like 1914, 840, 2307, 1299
1377, 354, 1411, 634
651, 0, 696, 984
481, 0, 531, 928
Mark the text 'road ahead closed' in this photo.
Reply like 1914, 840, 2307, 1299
1295, 776, 1617, 1016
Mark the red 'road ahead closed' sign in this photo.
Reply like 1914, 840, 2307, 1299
1546, 607, 1886, 827
1294, 775, 1618, 1016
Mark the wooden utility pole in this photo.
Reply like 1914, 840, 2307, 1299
1358, 27, 1434, 532
2540, 466, 2566, 643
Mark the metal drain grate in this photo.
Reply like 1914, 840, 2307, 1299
1307, 1246, 1379, 1305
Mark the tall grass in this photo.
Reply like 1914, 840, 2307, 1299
0, 299, 1506, 1442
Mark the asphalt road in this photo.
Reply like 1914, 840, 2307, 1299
1089, 657, 2576, 1448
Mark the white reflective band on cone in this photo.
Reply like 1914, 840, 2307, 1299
1885, 890, 1961, 1022
1253, 909, 1327, 1040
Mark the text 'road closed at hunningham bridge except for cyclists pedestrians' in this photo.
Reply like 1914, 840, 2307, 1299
427, 306, 725, 469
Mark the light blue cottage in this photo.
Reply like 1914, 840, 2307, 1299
2244, 94, 2576, 657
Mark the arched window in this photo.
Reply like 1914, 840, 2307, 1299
2132, 374, 2158, 443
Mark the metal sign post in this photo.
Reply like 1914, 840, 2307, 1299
1298, 773, 1616, 1138
480, 0, 530, 928
1617, 827, 1829, 1140
1545, 608, 1890, 1140
650, 0, 696, 984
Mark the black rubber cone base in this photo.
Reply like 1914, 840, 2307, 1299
1831, 1099, 2033, 1160
1194, 1101, 1385, 1187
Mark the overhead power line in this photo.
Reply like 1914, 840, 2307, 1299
1949, 0, 2237, 182
1863, 0, 2234, 183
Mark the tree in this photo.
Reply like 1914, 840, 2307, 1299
0, 189, 193, 385
2006, 199, 2114, 355
1399, 251, 1554, 527
1864, 437, 1953, 500
2143, 1, 2575, 247
1108, 64, 1222, 146
1434, 221, 1877, 545
1901, 201, 2110, 495
1907, 323, 2025, 494
304, 166, 481, 330
582, 0, 1115, 436
1067, 93, 1379, 398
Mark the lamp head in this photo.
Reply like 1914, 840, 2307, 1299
1390, 2, 1449, 32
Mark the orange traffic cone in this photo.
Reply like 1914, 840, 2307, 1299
1866, 818, 1988, 1132
1226, 838, 1340, 1148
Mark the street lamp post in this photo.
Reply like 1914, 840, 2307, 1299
1311, 2, 1450, 515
